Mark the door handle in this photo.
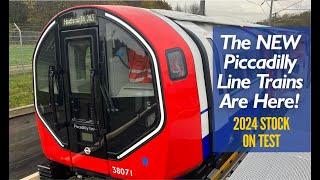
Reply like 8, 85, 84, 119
90, 69, 98, 129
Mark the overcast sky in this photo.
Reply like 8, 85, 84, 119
166, 0, 311, 23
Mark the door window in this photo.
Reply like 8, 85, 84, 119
67, 38, 92, 94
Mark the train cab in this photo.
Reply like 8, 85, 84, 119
33, 5, 265, 179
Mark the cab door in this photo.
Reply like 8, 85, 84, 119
60, 27, 108, 160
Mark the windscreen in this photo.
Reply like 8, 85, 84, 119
34, 23, 69, 145
100, 19, 160, 155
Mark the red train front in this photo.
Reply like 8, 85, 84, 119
32, 5, 239, 179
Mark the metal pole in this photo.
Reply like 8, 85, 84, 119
13, 23, 24, 72
269, 0, 274, 26
199, 0, 205, 15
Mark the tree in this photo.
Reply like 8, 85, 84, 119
174, 2, 201, 15
174, 4, 183, 12
140, 0, 172, 9
9, 1, 28, 25
9, 0, 172, 31
188, 3, 200, 15
257, 11, 311, 27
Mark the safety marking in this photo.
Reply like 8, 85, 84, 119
20, 172, 39, 180
208, 152, 245, 180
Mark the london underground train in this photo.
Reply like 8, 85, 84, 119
33, 5, 267, 179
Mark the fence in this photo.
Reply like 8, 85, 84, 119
9, 29, 40, 109
9, 30, 40, 74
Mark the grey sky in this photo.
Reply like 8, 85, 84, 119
166, 0, 311, 23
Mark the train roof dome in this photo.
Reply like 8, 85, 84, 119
151, 9, 268, 28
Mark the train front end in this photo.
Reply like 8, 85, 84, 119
33, 5, 204, 178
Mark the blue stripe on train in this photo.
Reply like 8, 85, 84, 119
200, 108, 208, 114
202, 134, 211, 160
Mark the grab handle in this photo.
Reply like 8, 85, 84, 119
48, 65, 59, 129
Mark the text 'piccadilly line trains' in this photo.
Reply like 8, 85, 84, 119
32, 5, 297, 179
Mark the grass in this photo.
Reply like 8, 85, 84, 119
9, 44, 35, 66
9, 73, 33, 109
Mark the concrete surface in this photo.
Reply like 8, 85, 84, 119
9, 104, 35, 119
9, 113, 47, 179
21, 172, 39, 180
228, 152, 311, 180
9, 65, 32, 75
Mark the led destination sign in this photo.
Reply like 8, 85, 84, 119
62, 14, 96, 27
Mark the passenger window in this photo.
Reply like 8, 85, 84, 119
166, 48, 187, 80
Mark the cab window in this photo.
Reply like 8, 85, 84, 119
35, 24, 68, 144
100, 19, 160, 156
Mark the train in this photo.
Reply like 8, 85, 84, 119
32, 5, 307, 179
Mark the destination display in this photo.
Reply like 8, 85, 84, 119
62, 14, 96, 27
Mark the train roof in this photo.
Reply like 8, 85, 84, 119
151, 9, 268, 28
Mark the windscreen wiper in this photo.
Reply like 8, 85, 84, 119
99, 40, 116, 113
90, 69, 98, 131
99, 74, 116, 113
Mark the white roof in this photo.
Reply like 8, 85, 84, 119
151, 9, 267, 27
